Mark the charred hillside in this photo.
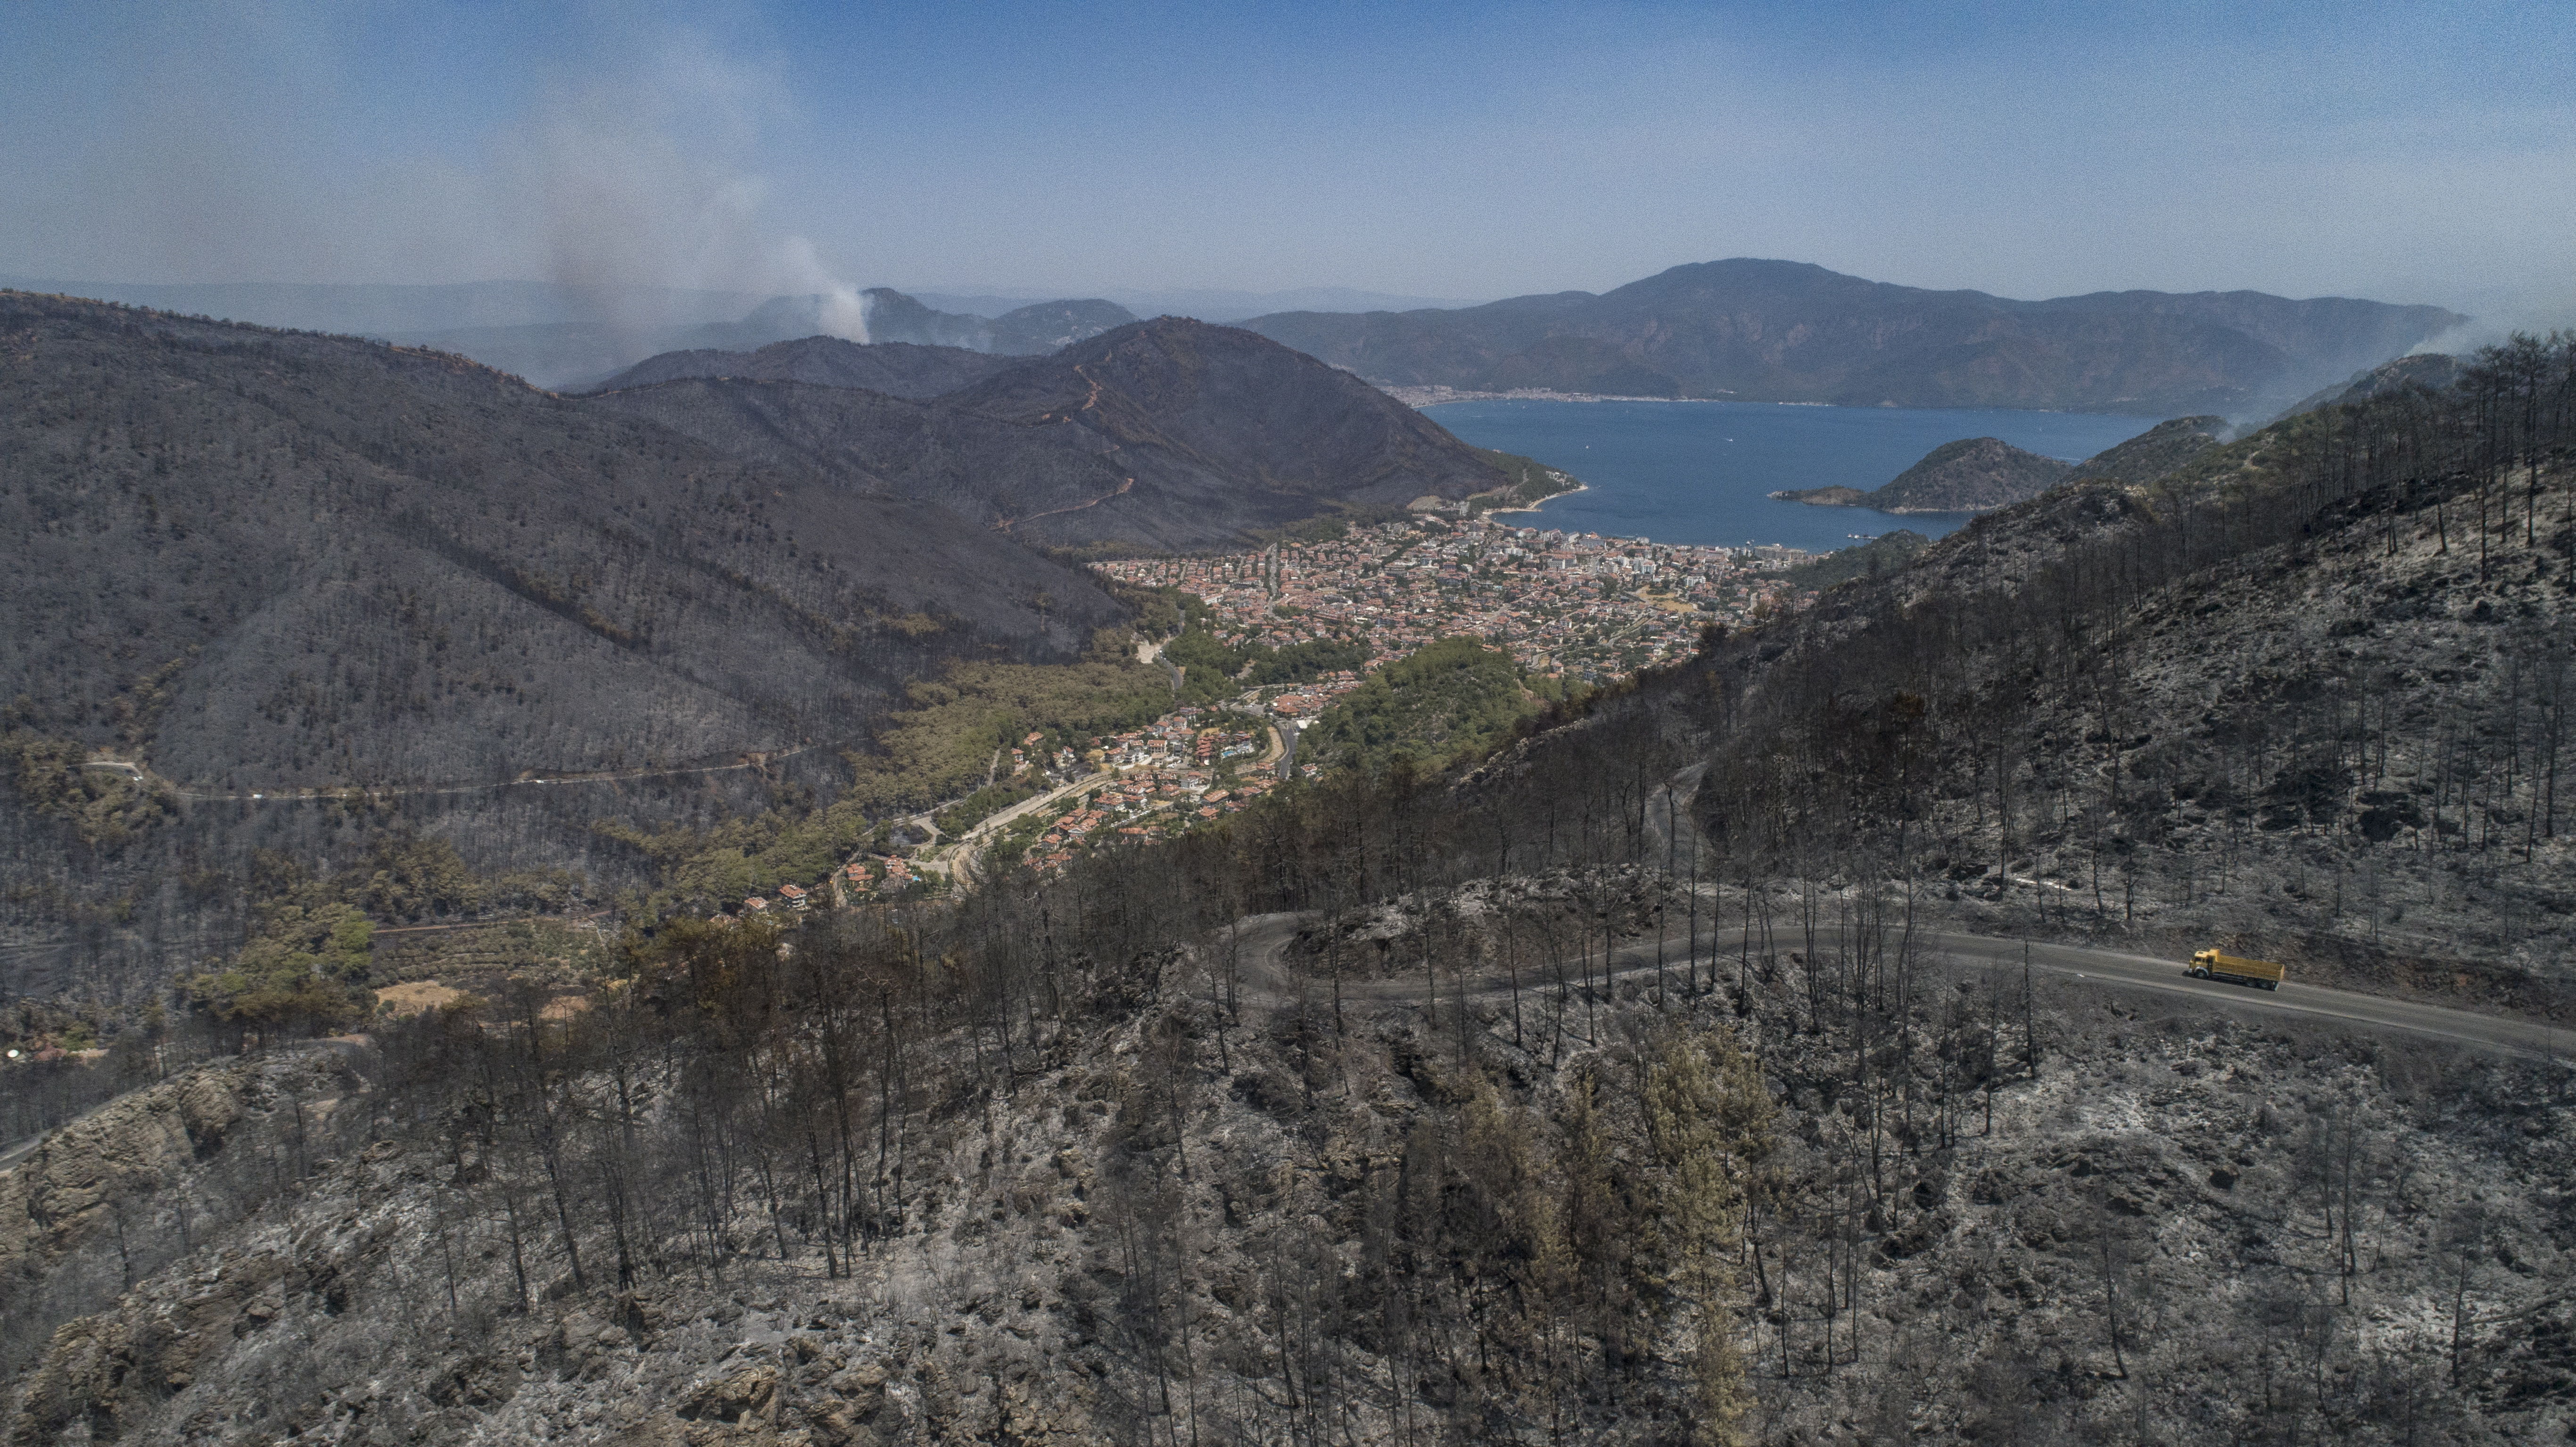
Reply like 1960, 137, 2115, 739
1675, 335, 2576, 1008
945, 318, 1508, 513
1865, 436, 2071, 512
0, 292, 1123, 997
0, 292, 1121, 786
2059, 414, 2228, 485
9, 908, 2569, 1447
590, 317, 1511, 551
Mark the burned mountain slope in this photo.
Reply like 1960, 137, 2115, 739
6, 883, 2569, 1447
2060, 413, 2228, 485
942, 317, 1504, 505
1674, 344, 2576, 1006
0, 293, 1124, 996
589, 317, 1512, 551
0, 292, 1118, 790
576, 376, 1174, 545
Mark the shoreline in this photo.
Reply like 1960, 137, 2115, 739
1478, 479, 1588, 517
1428, 394, 2123, 555
1396, 386, 1720, 408
1395, 386, 2142, 419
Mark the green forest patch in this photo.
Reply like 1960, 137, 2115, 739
1303, 636, 1538, 775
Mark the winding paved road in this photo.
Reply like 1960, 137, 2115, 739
1222, 912, 2575, 1064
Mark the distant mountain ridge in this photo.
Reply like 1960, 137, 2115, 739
402, 288, 1139, 388
1247, 258, 2462, 416
0, 276, 760, 335
587, 336, 1024, 398
680, 290, 1139, 357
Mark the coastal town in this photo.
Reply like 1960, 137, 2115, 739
734, 513, 1822, 904
1098, 513, 1812, 691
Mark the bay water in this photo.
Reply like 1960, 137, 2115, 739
1428, 398, 2155, 552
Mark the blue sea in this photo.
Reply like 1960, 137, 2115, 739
1428, 399, 2155, 552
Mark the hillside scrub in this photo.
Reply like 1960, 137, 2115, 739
1466, 446, 1586, 512
180, 900, 375, 1041
0, 731, 175, 850
839, 640, 1173, 814
1164, 625, 1370, 705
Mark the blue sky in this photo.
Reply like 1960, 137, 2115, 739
2, 0, 2568, 322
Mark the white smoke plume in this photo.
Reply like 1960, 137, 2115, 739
776, 237, 873, 342
0, 9, 876, 348
505, 34, 870, 341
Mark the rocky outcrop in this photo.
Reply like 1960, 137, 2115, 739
0, 1048, 365, 1397
1, 1062, 248, 1283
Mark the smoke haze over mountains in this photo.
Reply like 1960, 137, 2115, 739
3, 10, 873, 346
4, 2, 2568, 334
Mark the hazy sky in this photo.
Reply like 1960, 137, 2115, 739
4, 0, 2570, 322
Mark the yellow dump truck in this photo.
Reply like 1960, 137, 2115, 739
2189, 949, 2284, 990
